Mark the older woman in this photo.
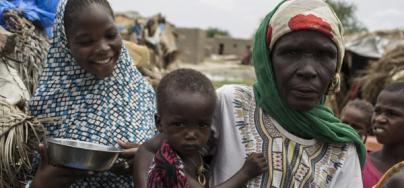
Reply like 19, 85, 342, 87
210, 0, 365, 187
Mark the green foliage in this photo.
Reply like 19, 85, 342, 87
206, 27, 230, 38
326, 0, 367, 34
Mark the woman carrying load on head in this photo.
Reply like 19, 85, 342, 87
210, 0, 365, 187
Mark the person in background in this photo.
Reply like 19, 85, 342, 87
130, 19, 143, 44
27, 0, 156, 187
241, 45, 252, 65
362, 82, 404, 188
340, 99, 374, 138
340, 99, 382, 152
373, 161, 404, 188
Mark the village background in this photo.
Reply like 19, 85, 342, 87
1, 0, 404, 187
109, 0, 404, 102
110, 0, 404, 156
110, 0, 404, 90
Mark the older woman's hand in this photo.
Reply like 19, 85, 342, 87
110, 140, 140, 175
30, 144, 94, 188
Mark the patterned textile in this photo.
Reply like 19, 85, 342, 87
28, 0, 156, 187
148, 140, 190, 188
373, 161, 404, 188
251, 0, 366, 167
212, 85, 363, 187
266, 0, 344, 73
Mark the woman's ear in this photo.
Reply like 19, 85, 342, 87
155, 114, 163, 133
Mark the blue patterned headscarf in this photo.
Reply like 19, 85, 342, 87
29, 0, 156, 147
29, 1, 156, 186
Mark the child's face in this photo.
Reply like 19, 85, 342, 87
372, 91, 404, 144
158, 91, 215, 158
340, 107, 369, 137
66, 3, 122, 79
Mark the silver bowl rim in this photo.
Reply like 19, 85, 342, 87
47, 138, 123, 153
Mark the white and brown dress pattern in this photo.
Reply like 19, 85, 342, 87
212, 85, 362, 188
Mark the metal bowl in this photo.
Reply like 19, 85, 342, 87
47, 138, 122, 171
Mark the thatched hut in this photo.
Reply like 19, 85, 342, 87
331, 29, 404, 113
355, 44, 404, 104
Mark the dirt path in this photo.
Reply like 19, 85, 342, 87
176, 60, 256, 87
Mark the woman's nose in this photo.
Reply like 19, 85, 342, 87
296, 59, 317, 80
96, 40, 111, 53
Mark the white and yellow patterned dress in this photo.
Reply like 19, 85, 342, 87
211, 85, 362, 188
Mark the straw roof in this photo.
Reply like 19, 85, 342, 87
355, 44, 404, 104
345, 29, 404, 59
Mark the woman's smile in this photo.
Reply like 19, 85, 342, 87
92, 57, 113, 65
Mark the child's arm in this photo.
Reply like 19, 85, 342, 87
133, 134, 164, 188
214, 152, 267, 188
186, 152, 267, 188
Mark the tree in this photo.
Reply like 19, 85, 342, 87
206, 27, 230, 38
326, 0, 367, 34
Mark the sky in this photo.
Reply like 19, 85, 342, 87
110, 0, 404, 39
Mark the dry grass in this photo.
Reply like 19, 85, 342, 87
0, 99, 46, 188
355, 45, 404, 104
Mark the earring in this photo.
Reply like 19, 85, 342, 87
327, 73, 340, 95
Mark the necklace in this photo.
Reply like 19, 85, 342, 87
196, 156, 207, 186
186, 155, 207, 186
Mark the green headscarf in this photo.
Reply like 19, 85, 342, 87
252, 0, 366, 167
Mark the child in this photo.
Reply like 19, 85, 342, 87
379, 170, 404, 188
340, 99, 374, 138
143, 69, 267, 188
362, 82, 404, 188
28, 0, 156, 187
340, 99, 381, 152
340, 99, 383, 152
373, 161, 404, 188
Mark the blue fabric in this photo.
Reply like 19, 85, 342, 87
131, 24, 142, 40
0, 0, 58, 37
0, 1, 15, 25
35, 0, 59, 13
28, 0, 156, 187
131, 24, 142, 35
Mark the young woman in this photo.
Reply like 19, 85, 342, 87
28, 0, 156, 187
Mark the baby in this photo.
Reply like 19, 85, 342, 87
340, 99, 374, 138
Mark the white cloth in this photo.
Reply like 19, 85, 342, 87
0, 62, 30, 105
211, 85, 362, 188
